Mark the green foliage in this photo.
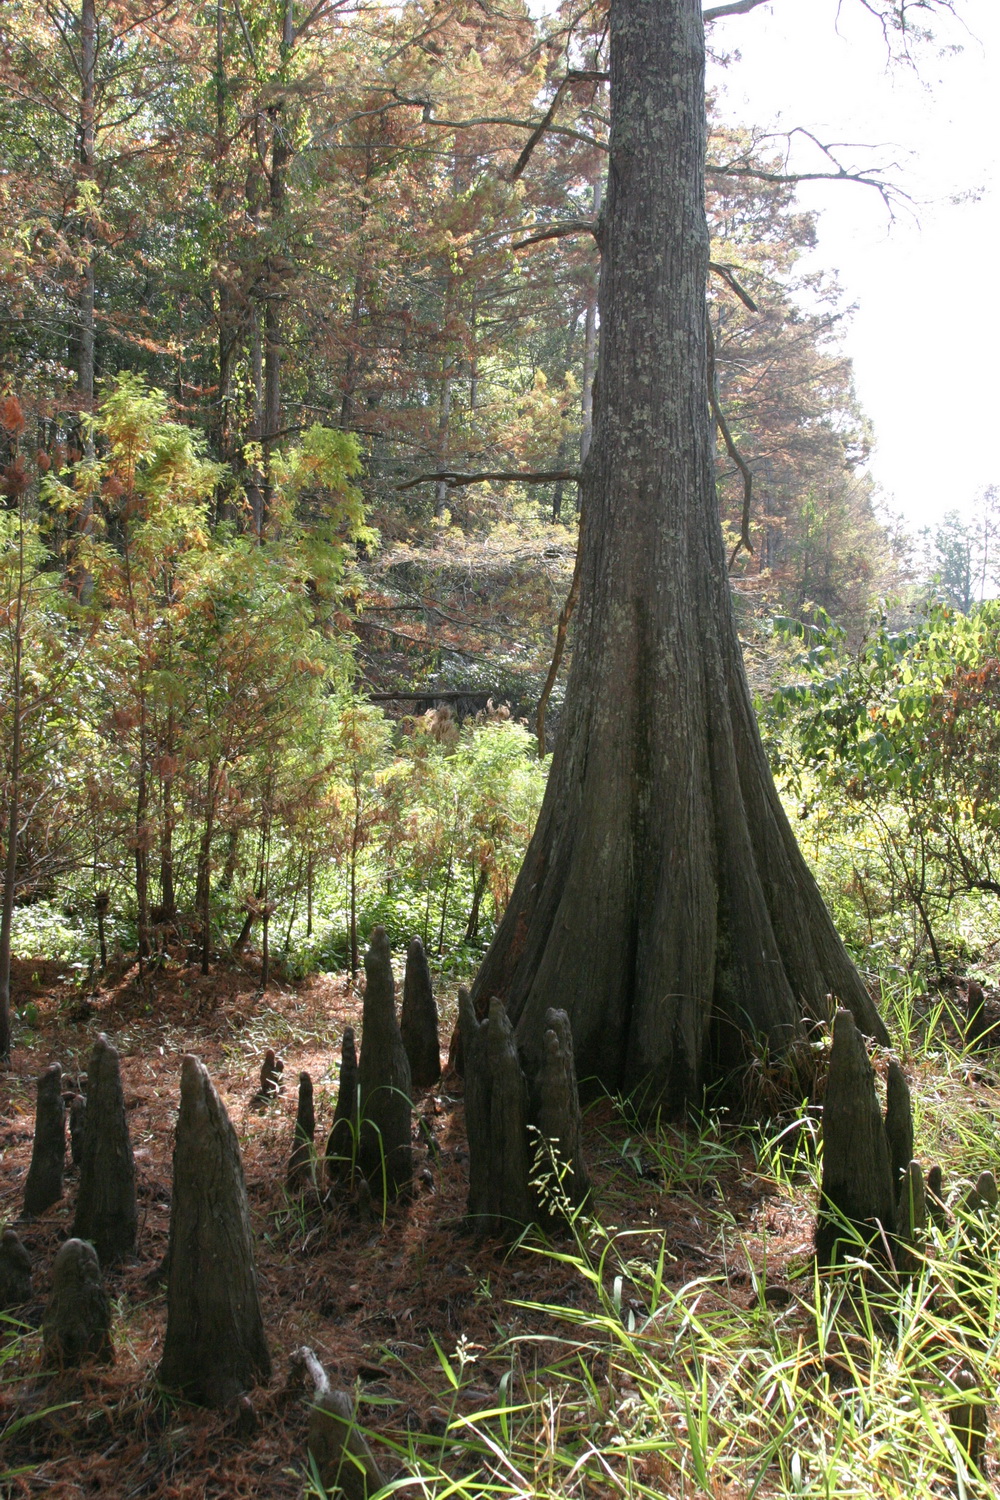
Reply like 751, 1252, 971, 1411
763, 603, 1000, 971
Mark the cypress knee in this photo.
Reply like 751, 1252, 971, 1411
290, 1346, 386, 1500
884, 1060, 913, 1191
287, 1072, 316, 1193
42, 1238, 112, 1368
23, 1064, 65, 1217
815, 1009, 896, 1267
73, 1033, 137, 1264
326, 1028, 358, 1187
357, 928, 412, 1204
0, 1227, 32, 1309
400, 936, 440, 1088
462, 994, 533, 1238
460, 986, 491, 1227
895, 1160, 927, 1275
252, 1048, 284, 1104
159, 1054, 271, 1408
946, 1360, 987, 1472
965, 981, 989, 1051
533, 1008, 590, 1217
69, 1093, 87, 1168
927, 1164, 949, 1231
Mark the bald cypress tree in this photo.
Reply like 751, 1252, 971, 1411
470, 0, 886, 1106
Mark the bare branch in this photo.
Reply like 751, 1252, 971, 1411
708, 262, 758, 312
509, 68, 609, 182
706, 320, 755, 564
537, 535, 582, 756
396, 468, 579, 492
512, 219, 597, 250
703, 0, 774, 19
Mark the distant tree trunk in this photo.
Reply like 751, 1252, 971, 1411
433, 372, 453, 519
76, 0, 97, 416
579, 173, 602, 468
135, 706, 151, 964
0, 546, 22, 1061
198, 761, 218, 976
160, 1054, 271, 1407
470, 0, 886, 1107
463, 864, 489, 944
159, 720, 177, 922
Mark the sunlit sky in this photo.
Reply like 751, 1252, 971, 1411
529, 1, 1000, 535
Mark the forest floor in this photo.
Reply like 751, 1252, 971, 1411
0, 956, 990, 1498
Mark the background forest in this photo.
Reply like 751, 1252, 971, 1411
3, 0, 971, 1014
4, 4, 1000, 1498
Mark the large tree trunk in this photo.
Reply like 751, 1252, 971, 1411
470, 0, 886, 1108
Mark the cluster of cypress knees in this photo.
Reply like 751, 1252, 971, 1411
0, 928, 591, 1497
817, 1004, 999, 1469
4, 950, 997, 1489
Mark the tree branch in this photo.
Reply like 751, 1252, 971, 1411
708, 262, 758, 312
703, 0, 775, 19
706, 320, 755, 565
512, 219, 597, 251
396, 468, 579, 492
536, 533, 582, 757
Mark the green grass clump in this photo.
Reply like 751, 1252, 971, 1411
308, 992, 1000, 1500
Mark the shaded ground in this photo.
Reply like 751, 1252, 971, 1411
0, 956, 856, 1497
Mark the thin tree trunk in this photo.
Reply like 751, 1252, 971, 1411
463, 864, 489, 944
135, 714, 150, 965
199, 761, 218, 976
470, 0, 886, 1107
261, 0, 294, 531
433, 373, 453, 519
0, 515, 23, 1061
77, 0, 97, 417
579, 174, 602, 467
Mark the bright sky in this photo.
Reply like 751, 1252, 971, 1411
527, 0, 1000, 536
707, 0, 1000, 534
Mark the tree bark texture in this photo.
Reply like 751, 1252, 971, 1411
326, 1026, 358, 1186
357, 928, 412, 1204
286, 1071, 315, 1192
73, 1033, 137, 1264
0, 1227, 32, 1309
533, 1008, 591, 1217
42, 1238, 112, 1368
159, 1054, 271, 1407
461, 992, 532, 1238
400, 936, 441, 1088
23, 1064, 65, 1216
469, 0, 886, 1108
815, 1010, 896, 1267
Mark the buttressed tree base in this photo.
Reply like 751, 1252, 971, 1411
470, 0, 887, 1106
